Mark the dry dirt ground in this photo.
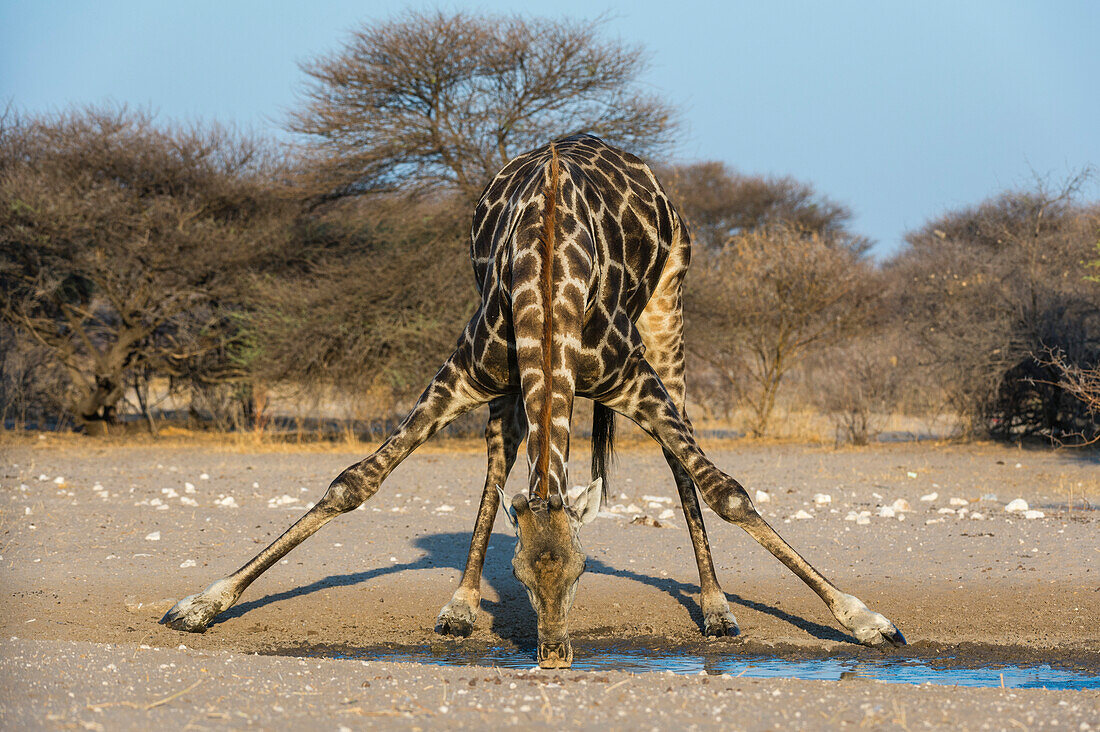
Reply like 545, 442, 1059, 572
1, 436, 1098, 730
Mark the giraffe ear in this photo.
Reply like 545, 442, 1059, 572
496, 484, 518, 531
568, 478, 603, 526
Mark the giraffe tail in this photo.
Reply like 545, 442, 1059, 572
591, 402, 615, 502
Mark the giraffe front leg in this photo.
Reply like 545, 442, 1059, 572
600, 359, 905, 648
162, 350, 492, 633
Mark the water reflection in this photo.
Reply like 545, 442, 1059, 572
284, 642, 1100, 690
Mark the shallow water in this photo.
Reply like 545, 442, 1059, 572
294, 643, 1100, 690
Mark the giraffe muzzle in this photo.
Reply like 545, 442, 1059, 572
537, 639, 573, 669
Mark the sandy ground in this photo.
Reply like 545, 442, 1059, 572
1, 437, 1098, 729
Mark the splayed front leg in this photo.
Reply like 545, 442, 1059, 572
162, 350, 491, 635
600, 358, 906, 648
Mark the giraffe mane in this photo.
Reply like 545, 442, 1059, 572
536, 142, 560, 500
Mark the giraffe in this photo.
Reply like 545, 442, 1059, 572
161, 134, 905, 668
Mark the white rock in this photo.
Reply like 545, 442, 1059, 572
906, 471, 918, 479
920, 492, 938, 502
813, 493, 832, 505
53, 476, 65, 485
949, 497, 969, 506
925, 518, 944, 525
625, 503, 642, 514
214, 496, 238, 508
184, 482, 196, 493
844, 511, 859, 521
149, 498, 164, 507
24, 507, 32, 515
252, 482, 260, 489
144, 531, 161, 541
179, 559, 196, 568
434, 504, 455, 512
658, 509, 675, 520
937, 507, 956, 515
642, 495, 672, 504
37, 474, 48, 482
877, 506, 896, 518
200, 473, 210, 480
891, 498, 912, 512
267, 494, 299, 508
896, 513, 907, 521
646, 502, 664, 510
754, 490, 770, 503
180, 497, 198, 507
969, 512, 985, 520
1005, 499, 1028, 512
1023, 510, 1045, 520
162, 488, 179, 499
609, 504, 627, 513
792, 509, 813, 520
856, 514, 871, 525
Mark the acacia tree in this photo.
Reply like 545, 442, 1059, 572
289, 10, 679, 202
685, 225, 875, 436
886, 176, 1100, 440
0, 107, 290, 433
660, 161, 853, 249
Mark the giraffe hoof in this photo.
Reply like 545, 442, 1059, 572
159, 593, 221, 632
703, 610, 741, 638
159, 579, 236, 632
436, 595, 478, 637
834, 593, 906, 647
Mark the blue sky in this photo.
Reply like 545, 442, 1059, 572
2, 1, 1097, 257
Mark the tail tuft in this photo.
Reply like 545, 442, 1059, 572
591, 402, 615, 502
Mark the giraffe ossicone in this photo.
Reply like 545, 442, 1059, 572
161, 135, 905, 667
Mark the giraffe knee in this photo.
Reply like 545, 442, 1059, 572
323, 468, 378, 513
707, 481, 756, 524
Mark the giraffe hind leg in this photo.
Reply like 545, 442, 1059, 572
437, 394, 527, 636
161, 349, 493, 633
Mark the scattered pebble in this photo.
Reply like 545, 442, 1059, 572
937, 507, 956, 515
214, 496, 238, 508
1023, 510, 1045, 520
641, 495, 672, 504
53, 476, 65, 485
949, 497, 969, 506
658, 508, 675, 520
891, 498, 912, 512
434, 504, 455, 512
877, 506, 895, 518
920, 492, 938, 502
267, 495, 300, 508
200, 473, 210, 480
754, 490, 770, 503
625, 503, 642, 514
792, 509, 813, 520
812, 493, 831, 505
906, 471, 918, 479
1005, 498, 1028, 513
180, 496, 198, 507
144, 531, 161, 541
179, 559, 196, 568
184, 482, 196, 493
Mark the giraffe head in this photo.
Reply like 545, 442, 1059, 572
498, 479, 602, 668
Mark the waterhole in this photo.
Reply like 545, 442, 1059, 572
281, 642, 1099, 690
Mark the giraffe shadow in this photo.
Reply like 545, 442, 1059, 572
215, 530, 850, 644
